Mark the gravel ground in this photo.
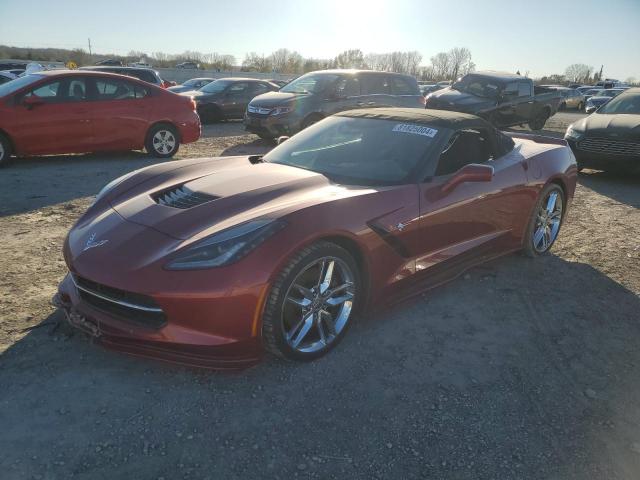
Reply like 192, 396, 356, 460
1, 113, 639, 480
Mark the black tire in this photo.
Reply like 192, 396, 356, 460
577, 102, 584, 111
522, 183, 565, 258
528, 110, 549, 131
199, 106, 222, 124
145, 124, 180, 158
0, 132, 12, 167
257, 133, 275, 142
262, 241, 361, 362
559, 102, 566, 111
301, 114, 324, 130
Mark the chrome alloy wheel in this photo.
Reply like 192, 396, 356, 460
282, 257, 355, 353
0, 141, 4, 161
152, 130, 176, 155
533, 189, 563, 253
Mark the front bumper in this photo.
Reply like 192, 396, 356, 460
566, 137, 640, 172
244, 112, 302, 138
54, 273, 263, 369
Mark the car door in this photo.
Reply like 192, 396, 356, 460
220, 82, 250, 118
324, 75, 363, 114
360, 73, 392, 108
86, 77, 152, 151
413, 128, 529, 284
10, 77, 94, 155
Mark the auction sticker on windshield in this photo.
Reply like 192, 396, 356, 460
392, 123, 438, 137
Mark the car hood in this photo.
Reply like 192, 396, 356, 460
427, 88, 496, 112
103, 156, 368, 241
574, 113, 640, 140
248, 91, 304, 108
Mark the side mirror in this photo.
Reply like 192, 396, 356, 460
22, 95, 44, 109
276, 136, 290, 145
441, 164, 493, 194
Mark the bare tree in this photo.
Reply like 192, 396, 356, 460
242, 52, 272, 72
448, 47, 472, 80
565, 64, 593, 83
334, 49, 365, 69
430, 52, 451, 80
364, 53, 391, 71
405, 51, 423, 76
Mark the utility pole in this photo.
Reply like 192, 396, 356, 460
88, 38, 92, 57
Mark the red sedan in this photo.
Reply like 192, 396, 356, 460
0, 70, 200, 166
55, 108, 577, 368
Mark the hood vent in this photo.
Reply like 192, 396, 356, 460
153, 184, 218, 209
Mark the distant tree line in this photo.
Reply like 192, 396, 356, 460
3, 44, 636, 85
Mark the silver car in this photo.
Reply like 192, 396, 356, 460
555, 87, 585, 111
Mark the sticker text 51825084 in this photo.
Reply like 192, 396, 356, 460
392, 123, 438, 138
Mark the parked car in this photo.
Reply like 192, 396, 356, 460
80, 66, 170, 88
176, 62, 199, 69
53, 107, 577, 367
167, 77, 215, 94
0, 70, 201, 166
585, 88, 626, 113
245, 70, 425, 140
565, 88, 640, 173
425, 72, 562, 130
0, 71, 17, 85
553, 87, 585, 111
267, 79, 289, 88
182, 78, 280, 123
420, 84, 443, 96
582, 88, 603, 102
95, 59, 123, 66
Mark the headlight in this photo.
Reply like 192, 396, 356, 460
565, 125, 584, 140
165, 219, 287, 270
270, 106, 293, 116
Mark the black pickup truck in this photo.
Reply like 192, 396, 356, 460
424, 72, 562, 130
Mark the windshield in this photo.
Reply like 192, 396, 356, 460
264, 116, 443, 185
0, 74, 43, 97
597, 92, 640, 114
451, 75, 500, 98
200, 79, 232, 93
280, 73, 339, 94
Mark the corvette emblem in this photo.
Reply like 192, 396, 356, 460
83, 232, 109, 252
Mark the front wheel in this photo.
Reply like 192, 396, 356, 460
577, 102, 584, 111
145, 124, 179, 158
262, 242, 361, 361
522, 183, 565, 257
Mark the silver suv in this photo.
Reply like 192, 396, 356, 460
245, 69, 424, 140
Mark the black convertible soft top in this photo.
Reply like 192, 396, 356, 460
336, 107, 490, 130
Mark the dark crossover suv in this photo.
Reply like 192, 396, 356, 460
244, 70, 425, 139
180, 78, 280, 123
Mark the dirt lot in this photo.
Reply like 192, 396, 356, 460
1, 112, 639, 480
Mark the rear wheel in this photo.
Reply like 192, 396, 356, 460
257, 133, 275, 142
262, 242, 360, 361
522, 183, 565, 257
577, 102, 584, 111
528, 110, 549, 131
145, 124, 179, 158
0, 133, 11, 167
559, 102, 566, 111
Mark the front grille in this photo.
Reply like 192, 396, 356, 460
578, 137, 640, 156
153, 185, 217, 209
72, 275, 166, 329
247, 105, 272, 116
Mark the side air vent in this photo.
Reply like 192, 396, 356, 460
153, 185, 218, 209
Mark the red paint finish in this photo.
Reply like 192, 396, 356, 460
0, 70, 200, 157
56, 130, 577, 369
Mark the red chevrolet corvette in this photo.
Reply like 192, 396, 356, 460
55, 108, 577, 368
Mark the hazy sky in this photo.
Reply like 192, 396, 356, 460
1, 0, 638, 80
